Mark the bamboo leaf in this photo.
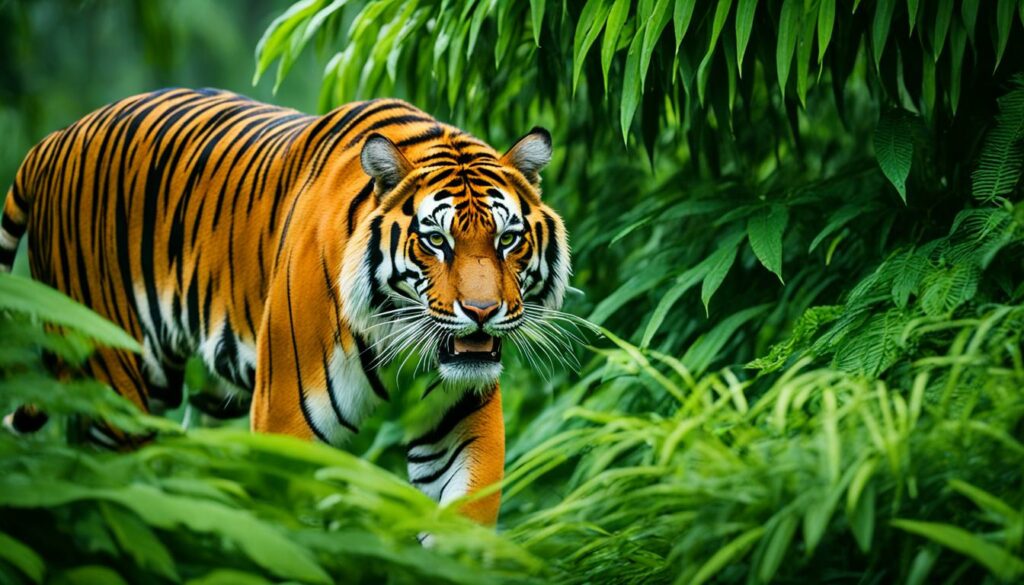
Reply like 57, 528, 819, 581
641, 261, 711, 348
530, 0, 545, 46
757, 514, 797, 583
817, 0, 835, 65
687, 527, 766, 585
872, 0, 895, 72
796, 5, 817, 104
0, 273, 141, 352
933, 0, 954, 61
848, 482, 876, 552
697, 0, 734, 105
776, 0, 801, 98
620, 32, 644, 142
601, 0, 631, 93
949, 20, 967, 114
735, 0, 758, 73
573, 1, 613, 93
948, 479, 1022, 525
673, 0, 697, 50
995, 0, 1016, 70
961, 0, 979, 45
640, 0, 674, 89
907, 0, 920, 33
0, 532, 45, 583
892, 519, 1024, 581
700, 232, 745, 315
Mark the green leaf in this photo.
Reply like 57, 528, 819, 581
735, 0, 758, 72
995, 0, 1016, 70
641, 261, 711, 348
572, 1, 613, 93
0, 480, 332, 584
187, 570, 274, 585
919, 263, 980, 316
640, 0, 674, 89
252, 0, 323, 85
809, 205, 863, 253
871, 0, 894, 73
907, 0, 920, 33
747, 204, 788, 282
817, 0, 835, 65
0, 532, 44, 583
948, 479, 1022, 525
891, 519, 1024, 581
0, 273, 141, 352
620, 32, 644, 142
681, 304, 769, 375
101, 503, 179, 581
873, 108, 915, 202
54, 566, 130, 585
776, 0, 801, 98
673, 0, 697, 50
960, 0, 979, 45
796, 4, 817, 105
696, 0, 734, 105
906, 546, 940, 585
601, 0, 631, 93
949, 20, 967, 114
530, 0, 545, 46
687, 527, 765, 585
848, 482, 876, 552
933, 0, 954, 61
757, 514, 797, 583
700, 232, 745, 315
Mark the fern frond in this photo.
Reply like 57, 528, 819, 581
972, 76, 1024, 203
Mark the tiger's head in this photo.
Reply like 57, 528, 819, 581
341, 127, 570, 389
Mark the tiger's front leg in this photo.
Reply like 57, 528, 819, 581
250, 256, 386, 445
406, 387, 505, 525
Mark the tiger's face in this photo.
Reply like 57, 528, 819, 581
341, 128, 569, 389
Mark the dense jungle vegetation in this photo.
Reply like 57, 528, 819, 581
2, 0, 1024, 582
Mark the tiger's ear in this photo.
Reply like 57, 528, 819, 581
361, 133, 413, 193
501, 127, 552, 186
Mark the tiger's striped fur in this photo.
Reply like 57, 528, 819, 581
0, 88, 570, 524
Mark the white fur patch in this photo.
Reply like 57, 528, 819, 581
0, 228, 18, 250
302, 342, 383, 446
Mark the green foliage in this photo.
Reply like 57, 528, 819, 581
5, 0, 1024, 583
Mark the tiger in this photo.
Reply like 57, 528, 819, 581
0, 88, 571, 525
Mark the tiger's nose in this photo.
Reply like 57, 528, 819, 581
459, 300, 500, 325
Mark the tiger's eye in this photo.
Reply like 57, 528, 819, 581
428, 233, 445, 247
499, 233, 516, 247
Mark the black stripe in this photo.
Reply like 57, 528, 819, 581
397, 125, 444, 147
354, 334, 390, 401
0, 246, 15, 266
346, 180, 375, 235
407, 390, 491, 449
287, 264, 332, 444
410, 437, 477, 484
321, 346, 359, 433
1, 209, 26, 239
345, 115, 436, 148
407, 445, 447, 464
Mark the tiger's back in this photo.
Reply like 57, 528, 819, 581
2, 88, 433, 414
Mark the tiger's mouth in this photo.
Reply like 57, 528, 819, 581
438, 331, 502, 364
